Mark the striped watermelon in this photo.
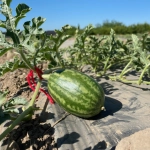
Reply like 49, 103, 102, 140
42, 69, 105, 118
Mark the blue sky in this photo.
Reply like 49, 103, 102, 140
1, 0, 150, 31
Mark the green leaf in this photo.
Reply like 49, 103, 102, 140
3, 107, 19, 114
0, 31, 5, 43
0, 90, 8, 106
16, 3, 31, 16
0, 47, 12, 56
5, 97, 27, 107
15, 3, 31, 27
0, 0, 32, 46
20, 18, 46, 53
140, 50, 149, 65
132, 34, 139, 49
0, 57, 27, 76
57, 35, 72, 48
32, 17, 46, 29
3, 97, 28, 115
22, 17, 45, 35
0, 20, 6, 28
0, 31, 13, 52
5, 0, 12, 7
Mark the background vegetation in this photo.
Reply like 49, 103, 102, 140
45, 20, 150, 36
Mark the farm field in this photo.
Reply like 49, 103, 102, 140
60, 34, 142, 49
0, 51, 150, 150
0, 0, 150, 150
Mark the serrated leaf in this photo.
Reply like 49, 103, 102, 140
5, 0, 12, 7
20, 43, 36, 53
22, 17, 45, 35
15, 3, 31, 27
6, 97, 27, 106
0, 30, 5, 42
49, 34, 59, 43
0, 47, 12, 56
0, 57, 27, 76
132, 34, 139, 49
140, 51, 149, 65
61, 24, 72, 31
21, 18, 46, 53
32, 17, 46, 28
3, 107, 19, 114
0, 20, 6, 28
3, 97, 28, 114
16, 3, 30, 16
56, 35, 72, 48
22, 21, 31, 34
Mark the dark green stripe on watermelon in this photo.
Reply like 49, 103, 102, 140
47, 69, 105, 118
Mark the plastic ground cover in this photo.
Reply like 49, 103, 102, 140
0, 73, 149, 150
37, 74, 150, 150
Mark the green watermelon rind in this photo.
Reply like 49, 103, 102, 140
47, 69, 105, 118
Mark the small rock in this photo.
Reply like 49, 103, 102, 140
116, 128, 150, 150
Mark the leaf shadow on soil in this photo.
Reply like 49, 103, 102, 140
0, 114, 11, 125
100, 82, 119, 95
84, 140, 107, 150
56, 132, 115, 150
1, 99, 57, 150
84, 140, 116, 150
1, 112, 57, 150
57, 132, 80, 148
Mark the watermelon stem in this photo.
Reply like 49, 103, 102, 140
42, 74, 50, 80
43, 112, 70, 135
52, 112, 70, 127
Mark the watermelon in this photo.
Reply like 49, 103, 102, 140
42, 69, 105, 118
